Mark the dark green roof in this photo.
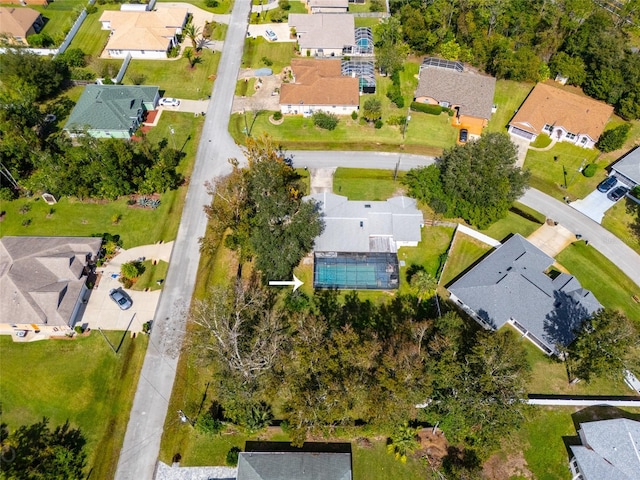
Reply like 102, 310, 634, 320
64, 84, 159, 133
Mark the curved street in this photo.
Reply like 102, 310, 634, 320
115, 1, 640, 477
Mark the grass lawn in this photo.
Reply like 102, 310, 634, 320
158, 0, 233, 14
26, 0, 85, 44
601, 198, 640, 255
523, 142, 601, 201
398, 226, 455, 288
440, 233, 493, 287
68, 6, 119, 58
479, 209, 542, 242
250, 1, 307, 23
131, 260, 169, 291
235, 78, 257, 96
333, 168, 406, 200
556, 241, 640, 321
530, 133, 552, 149
0, 333, 148, 479
352, 440, 427, 480
241, 36, 296, 73
485, 80, 533, 133
354, 17, 381, 28
0, 113, 203, 248
208, 21, 228, 41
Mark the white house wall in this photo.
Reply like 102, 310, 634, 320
106, 49, 168, 59
280, 104, 358, 115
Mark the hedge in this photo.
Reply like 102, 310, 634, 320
410, 102, 446, 115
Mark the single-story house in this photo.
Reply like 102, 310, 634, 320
304, 193, 423, 289
448, 234, 602, 355
99, 6, 188, 59
414, 57, 496, 136
0, 6, 44, 45
0, 236, 102, 333
64, 84, 160, 138
237, 441, 352, 480
280, 59, 359, 116
610, 146, 640, 188
288, 13, 355, 57
307, 0, 349, 14
569, 418, 640, 480
508, 82, 614, 149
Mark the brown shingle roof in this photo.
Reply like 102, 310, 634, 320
280, 59, 359, 107
0, 6, 41, 38
414, 65, 496, 120
509, 83, 613, 140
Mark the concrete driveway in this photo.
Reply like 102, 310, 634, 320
247, 23, 294, 42
527, 223, 576, 257
82, 242, 174, 333
570, 186, 618, 223
509, 133, 530, 168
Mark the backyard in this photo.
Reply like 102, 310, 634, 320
0, 333, 148, 479
23, 0, 86, 45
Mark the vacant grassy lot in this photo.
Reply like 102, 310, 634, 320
524, 142, 601, 201
556, 241, 640, 320
242, 36, 296, 73
485, 80, 533, 133
0, 333, 148, 479
158, 0, 233, 14
132, 260, 169, 291
1, 113, 203, 248
440, 233, 493, 287
601, 198, 640, 255
333, 168, 406, 200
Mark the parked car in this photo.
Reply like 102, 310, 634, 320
607, 185, 629, 202
264, 28, 278, 42
15, 330, 27, 338
459, 128, 468, 143
109, 288, 132, 310
624, 369, 640, 394
596, 176, 617, 193
159, 97, 180, 107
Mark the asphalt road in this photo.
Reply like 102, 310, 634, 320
113, 1, 249, 478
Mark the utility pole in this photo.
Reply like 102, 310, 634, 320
562, 164, 568, 189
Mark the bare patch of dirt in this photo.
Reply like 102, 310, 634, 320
482, 451, 533, 480
414, 428, 449, 469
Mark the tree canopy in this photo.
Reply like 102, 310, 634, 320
404, 133, 530, 228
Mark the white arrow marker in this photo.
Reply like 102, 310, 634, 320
269, 275, 304, 292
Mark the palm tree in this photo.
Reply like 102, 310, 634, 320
410, 270, 437, 304
183, 47, 202, 68
183, 23, 201, 50
387, 422, 420, 463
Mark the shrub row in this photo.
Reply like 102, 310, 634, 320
410, 102, 453, 116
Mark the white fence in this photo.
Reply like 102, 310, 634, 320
114, 53, 132, 83
456, 224, 502, 247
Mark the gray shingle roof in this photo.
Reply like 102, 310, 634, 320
570, 419, 640, 480
288, 14, 355, 50
611, 146, 640, 186
0, 236, 102, 326
64, 84, 159, 134
304, 193, 423, 253
414, 65, 496, 120
448, 234, 601, 352
237, 452, 352, 480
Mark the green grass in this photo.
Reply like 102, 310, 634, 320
523, 142, 601, 201
333, 168, 406, 200
158, 0, 233, 14
354, 17, 381, 28
0, 333, 148, 479
440, 233, 493, 287
556, 241, 640, 320
131, 260, 169, 291
235, 78, 257, 96
25, 0, 86, 44
398, 226, 455, 291
348, 0, 372, 12
479, 209, 542, 242
209, 21, 228, 41
241, 36, 296, 73
601, 198, 640, 255
486, 80, 533, 133
68, 6, 118, 58
352, 440, 427, 480
1, 113, 203, 248
530, 133, 552, 148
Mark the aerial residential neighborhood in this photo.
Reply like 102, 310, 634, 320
1, 0, 640, 479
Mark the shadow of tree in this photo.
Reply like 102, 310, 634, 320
543, 290, 590, 349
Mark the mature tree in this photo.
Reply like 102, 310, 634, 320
183, 23, 202, 50
568, 309, 638, 382
361, 98, 382, 123
405, 133, 529, 228
410, 270, 437, 304
549, 51, 587, 86
596, 124, 631, 153
387, 422, 420, 463
0, 418, 87, 479
0, 50, 68, 100
374, 16, 409, 76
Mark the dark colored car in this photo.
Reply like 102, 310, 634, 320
459, 128, 468, 143
109, 288, 132, 310
596, 176, 617, 193
607, 185, 629, 202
